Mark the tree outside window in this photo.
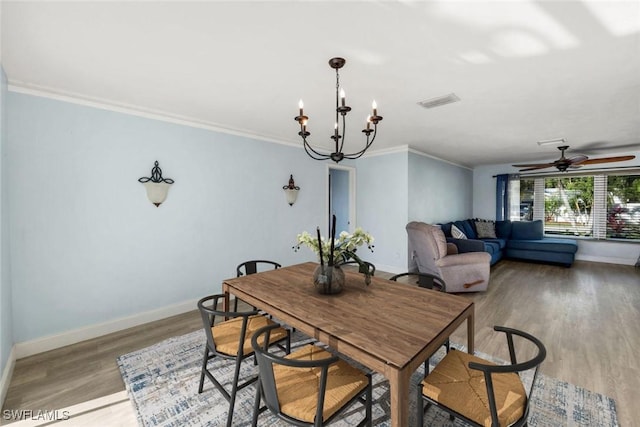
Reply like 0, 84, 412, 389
607, 175, 640, 239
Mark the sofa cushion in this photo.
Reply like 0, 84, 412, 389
511, 220, 543, 240
482, 238, 507, 249
482, 241, 501, 256
506, 238, 578, 254
495, 220, 512, 239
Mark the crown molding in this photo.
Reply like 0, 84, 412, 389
407, 147, 472, 170
360, 145, 471, 170
8, 82, 301, 149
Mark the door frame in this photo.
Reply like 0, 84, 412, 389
326, 164, 356, 235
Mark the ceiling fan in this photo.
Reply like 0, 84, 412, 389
513, 145, 636, 172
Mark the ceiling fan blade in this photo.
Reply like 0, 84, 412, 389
579, 155, 636, 165
512, 162, 554, 168
519, 165, 554, 172
567, 155, 588, 165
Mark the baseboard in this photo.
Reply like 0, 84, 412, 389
575, 254, 636, 266
0, 345, 16, 408
14, 298, 204, 359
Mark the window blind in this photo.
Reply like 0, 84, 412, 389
592, 175, 607, 239
533, 178, 545, 222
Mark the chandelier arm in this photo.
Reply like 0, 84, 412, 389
342, 126, 378, 160
302, 137, 331, 160
304, 144, 331, 160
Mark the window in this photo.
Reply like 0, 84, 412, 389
512, 173, 640, 241
607, 175, 640, 239
544, 176, 593, 237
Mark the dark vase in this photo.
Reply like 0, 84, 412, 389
313, 264, 345, 295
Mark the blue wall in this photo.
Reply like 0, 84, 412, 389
6, 92, 328, 342
408, 151, 473, 223
356, 150, 473, 272
1, 67, 13, 382
356, 152, 408, 272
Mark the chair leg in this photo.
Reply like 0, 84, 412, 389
365, 373, 372, 427
226, 356, 244, 427
252, 380, 262, 427
198, 347, 210, 394
416, 382, 424, 426
286, 329, 291, 354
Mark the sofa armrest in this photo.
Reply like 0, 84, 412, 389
447, 237, 485, 253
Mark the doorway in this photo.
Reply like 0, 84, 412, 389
327, 165, 356, 236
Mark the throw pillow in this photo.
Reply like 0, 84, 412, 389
451, 224, 467, 239
475, 220, 497, 239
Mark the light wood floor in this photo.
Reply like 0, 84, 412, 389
2, 260, 639, 426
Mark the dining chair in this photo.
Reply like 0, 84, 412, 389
340, 260, 376, 276
389, 272, 449, 374
235, 260, 282, 311
416, 326, 546, 427
251, 324, 373, 427
197, 294, 291, 427
389, 271, 446, 292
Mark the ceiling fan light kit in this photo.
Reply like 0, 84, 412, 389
513, 145, 636, 172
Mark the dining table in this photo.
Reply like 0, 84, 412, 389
222, 262, 475, 427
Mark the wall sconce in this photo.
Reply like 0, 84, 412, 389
283, 174, 300, 206
138, 161, 175, 207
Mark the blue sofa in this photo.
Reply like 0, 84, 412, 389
440, 219, 578, 267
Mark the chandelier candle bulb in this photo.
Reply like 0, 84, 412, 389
340, 89, 346, 107
372, 100, 377, 116
299, 100, 304, 116
366, 115, 371, 130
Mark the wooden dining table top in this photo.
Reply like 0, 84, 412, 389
223, 261, 474, 371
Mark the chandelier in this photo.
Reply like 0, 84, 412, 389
295, 57, 383, 163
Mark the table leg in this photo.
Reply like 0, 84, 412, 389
467, 308, 475, 354
223, 284, 230, 321
387, 367, 411, 427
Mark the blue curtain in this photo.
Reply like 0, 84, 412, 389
496, 174, 509, 221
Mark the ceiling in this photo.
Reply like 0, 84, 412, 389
2, 1, 640, 168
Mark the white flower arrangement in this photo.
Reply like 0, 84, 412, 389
294, 227, 375, 273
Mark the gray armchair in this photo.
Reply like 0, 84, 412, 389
406, 221, 491, 293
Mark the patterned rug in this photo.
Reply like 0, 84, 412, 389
117, 329, 618, 426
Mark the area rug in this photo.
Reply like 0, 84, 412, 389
117, 329, 618, 426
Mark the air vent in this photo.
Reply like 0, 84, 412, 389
417, 93, 460, 109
